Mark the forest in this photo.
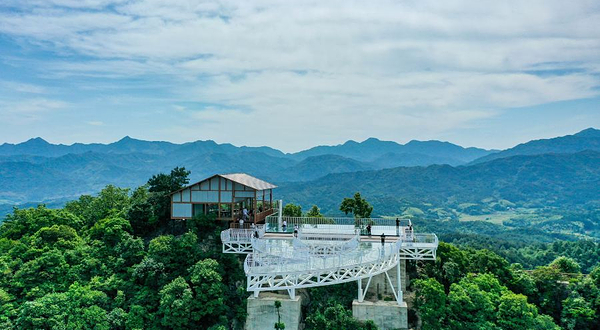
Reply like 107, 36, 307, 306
0, 168, 597, 329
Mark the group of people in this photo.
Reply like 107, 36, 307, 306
364, 218, 414, 243
281, 220, 299, 237
238, 207, 253, 222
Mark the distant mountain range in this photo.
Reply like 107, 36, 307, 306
279, 150, 600, 215
0, 128, 598, 215
470, 128, 600, 164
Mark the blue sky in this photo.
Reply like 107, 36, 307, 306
0, 0, 599, 152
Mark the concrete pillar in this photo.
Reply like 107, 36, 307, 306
367, 260, 407, 299
246, 293, 302, 330
352, 299, 408, 330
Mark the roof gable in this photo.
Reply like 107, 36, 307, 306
220, 173, 277, 190
171, 173, 276, 195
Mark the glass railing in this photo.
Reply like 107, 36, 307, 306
245, 238, 403, 275
265, 215, 413, 236
221, 224, 265, 242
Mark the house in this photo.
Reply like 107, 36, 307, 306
170, 173, 277, 223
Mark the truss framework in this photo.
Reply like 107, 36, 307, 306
223, 242, 253, 254
247, 248, 399, 291
221, 225, 438, 303
245, 245, 435, 289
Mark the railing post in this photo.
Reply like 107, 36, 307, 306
278, 200, 283, 231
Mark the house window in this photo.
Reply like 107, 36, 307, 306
193, 204, 205, 217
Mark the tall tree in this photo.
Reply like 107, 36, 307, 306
306, 205, 324, 218
413, 278, 447, 330
339, 193, 373, 218
283, 204, 302, 217
147, 167, 191, 222
158, 277, 193, 330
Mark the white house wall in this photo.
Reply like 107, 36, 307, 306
235, 191, 255, 198
221, 191, 233, 201
181, 189, 191, 202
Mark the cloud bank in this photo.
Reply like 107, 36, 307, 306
0, 0, 599, 150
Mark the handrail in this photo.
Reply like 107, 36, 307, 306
265, 215, 413, 233
292, 233, 360, 256
221, 225, 266, 243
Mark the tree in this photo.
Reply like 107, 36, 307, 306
283, 204, 302, 217
65, 185, 131, 227
147, 167, 191, 193
550, 256, 581, 274
32, 225, 80, 249
189, 259, 226, 327
496, 291, 540, 330
413, 278, 447, 330
127, 186, 158, 236
446, 275, 498, 329
305, 303, 377, 330
306, 205, 324, 218
339, 193, 373, 218
1, 206, 83, 240
16, 282, 110, 330
561, 294, 596, 330
147, 167, 191, 222
89, 217, 132, 245
531, 265, 569, 321
590, 264, 600, 287
158, 277, 193, 330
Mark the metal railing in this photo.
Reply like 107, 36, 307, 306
221, 224, 266, 243
265, 215, 412, 234
397, 233, 438, 246
293, 233, 360, 256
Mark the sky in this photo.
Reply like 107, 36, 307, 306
0, 0, 599, 153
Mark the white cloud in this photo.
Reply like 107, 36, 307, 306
0, 98, 69, 125
0, 0, 599, 150
0, 81, 47, 94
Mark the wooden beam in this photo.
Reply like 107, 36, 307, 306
231, 180, 235, 222
218, 176, 221, 219
253, 190, 257, 224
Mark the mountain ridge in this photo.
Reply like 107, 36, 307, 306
0, 128, 598, 212
470, 128, 600, 164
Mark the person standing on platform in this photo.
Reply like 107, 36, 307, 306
381, 233, 386, 245
396, 218, 400, 236
366, 224, 372, 237
294, 224, 299, 238
282, 220, 287, 232
239, 217, 244, 229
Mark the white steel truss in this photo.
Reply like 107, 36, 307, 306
220, 220, 438, 303
246, 248, 401, 292
223, 242, 254, 254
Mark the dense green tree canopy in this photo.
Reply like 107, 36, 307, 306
0, 167, 598, 330
283, 204, 302, 217
339, 192, 373, 218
